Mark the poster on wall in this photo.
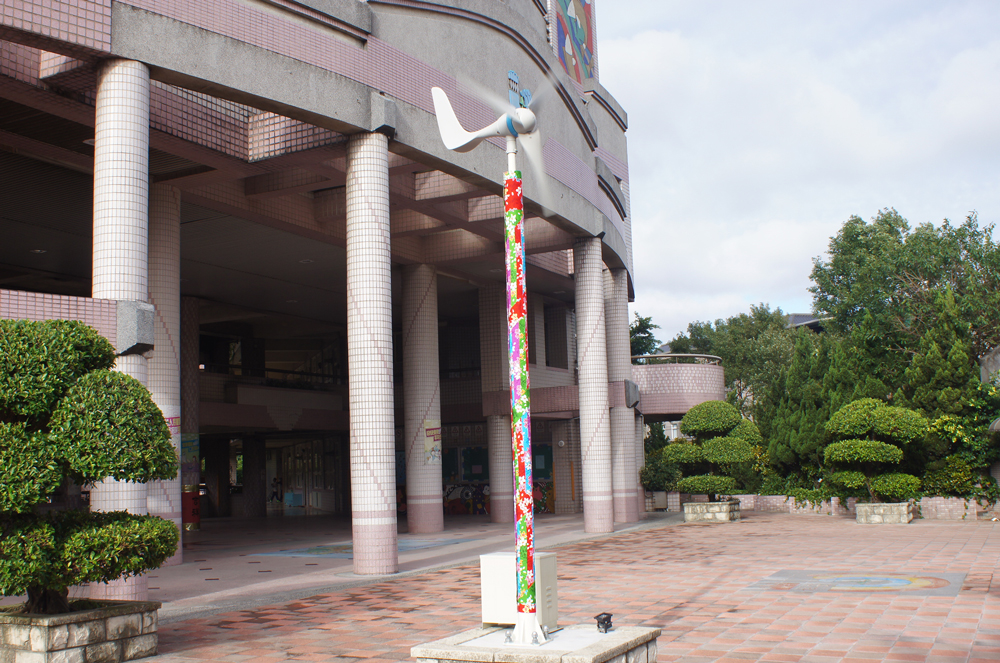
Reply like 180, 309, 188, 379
553, 0, 595, 84
424, 419, 442, 465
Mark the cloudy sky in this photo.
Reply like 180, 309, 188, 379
595, 1, 1000, 342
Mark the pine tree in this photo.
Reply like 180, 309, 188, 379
768, 330, 831, 478
899, 289, 979, 421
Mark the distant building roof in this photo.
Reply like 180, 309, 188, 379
787, 314, 832, 332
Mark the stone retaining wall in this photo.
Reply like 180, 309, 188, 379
683, 500, 740, 522
0, 600, 160, 663
856, 502, 914, 524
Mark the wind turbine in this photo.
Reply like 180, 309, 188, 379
431, 79, 551, 646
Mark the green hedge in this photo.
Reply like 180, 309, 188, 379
676, 474, 737, 497
0, 511, 179, 598
824, 439, 903, 465
680, 401, 741, 439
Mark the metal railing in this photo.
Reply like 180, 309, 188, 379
630, 353, 722, 365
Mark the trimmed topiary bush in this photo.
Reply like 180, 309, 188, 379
0, 319, 178, 614
824, 398, 926, 503
666, 401, 760, 501
679, 400, 742, 441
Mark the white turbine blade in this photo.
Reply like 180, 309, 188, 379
432, 87, 484, 152
457, 74, 515, 116
518, 130, 555, 216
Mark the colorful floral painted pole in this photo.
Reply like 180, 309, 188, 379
504, 168, 537, 626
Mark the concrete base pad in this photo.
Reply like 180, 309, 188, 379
411, 624, 659, 663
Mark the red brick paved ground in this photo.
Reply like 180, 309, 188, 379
151, 513, 1000, 663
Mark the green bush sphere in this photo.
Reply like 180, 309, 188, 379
49, 370, 177, 484
702, 436, 754, 465
661, 442, 704, 465
870, 473, 921, 502
730, 419, 763, 446
680, 401, 742, 439
0, 320, 115, 422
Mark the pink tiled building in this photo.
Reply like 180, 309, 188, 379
0, 0, 723, 593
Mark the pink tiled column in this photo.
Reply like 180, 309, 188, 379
180, 297, 201, 531
346, 132, 397, 575
574, 238, 613, 533
89, 59, 151, 601
402, 264, 443, 534
635, 412, 646, 515
605, 268, 638, 523
147, 183, 183, 564
479, 283, 513, 523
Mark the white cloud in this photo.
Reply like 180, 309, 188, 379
600, 1, 1000, 339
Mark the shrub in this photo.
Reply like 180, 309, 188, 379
671, 402, 761, 500
824, 399, 924, 503
680, 401, 742, 440
921, 455, 977, 497
0, 320, 178, 614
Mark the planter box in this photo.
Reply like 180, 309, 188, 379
683, 500, 740, 522
789, 496, 856, 516
0, 600, 160, 663
855, 502, 914, 524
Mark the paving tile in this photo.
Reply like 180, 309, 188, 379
142, 513, 999, 663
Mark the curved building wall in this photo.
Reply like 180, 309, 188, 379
632, 364, 727, 420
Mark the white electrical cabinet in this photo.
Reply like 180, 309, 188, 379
480, 551, 558, 630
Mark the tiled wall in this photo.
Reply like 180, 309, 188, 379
0, 289, 118, 348
1, 0, 112, 55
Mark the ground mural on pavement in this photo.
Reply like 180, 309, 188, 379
746, 569, 966, 596
252, 538, 477, 558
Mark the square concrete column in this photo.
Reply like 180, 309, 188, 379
89, 58, 151, 601
574, 238, 613, 533
148, 183, 183, 563
402, 264, 443, 533
180, 297, 201, 531
479, 283, 513, 523
605, 268, 638, 523
346, 132, 397, 575
241, 437, 267, 519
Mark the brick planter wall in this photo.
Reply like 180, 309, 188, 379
917, 496, 982, 520
0, 600, 160, 662
855, 502, 914, 524
683, 500, 740, 523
